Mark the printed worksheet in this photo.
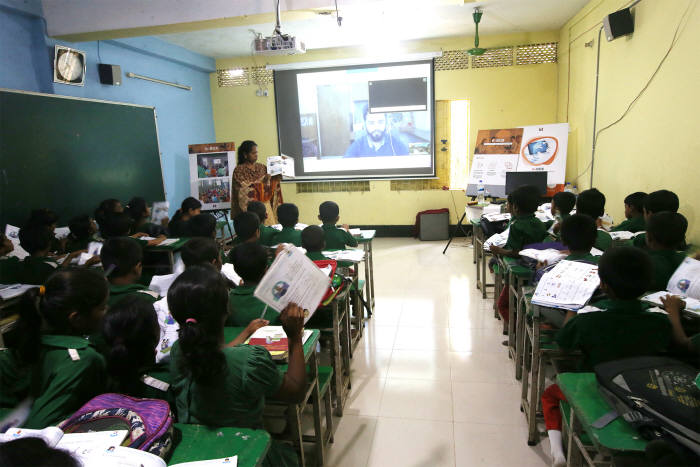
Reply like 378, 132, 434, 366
532, 260, 600, 310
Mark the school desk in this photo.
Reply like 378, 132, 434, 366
557, 372, 648, 466
500, 256, 533, 381
144, 238, 190, 273
356, 229, 376, 317
169, 424, 270, 467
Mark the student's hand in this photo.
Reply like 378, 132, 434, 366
131, 232, 148, 238
275, 244, 288, 257
160, 217, 170, 227
660, 294, 685, 319
0, 237, 13, 256
552, 222, 561, 234
245, 318, 269, 335
280, 303, 305, 342
147, 235, 167, 247
84, 255, 102, 267
341, 224, 350, 231
489, 245, 505, 256
59, 249, 86, 267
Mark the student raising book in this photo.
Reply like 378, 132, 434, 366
126, 197, 168, 237
168, 265, 306, 466
633, 189, 681, 249
645, 212, 688, 292
0, 269, 109, 428
574, 188, 612, 252
228, 243, 280, 326
272, 203, 302, 247
611, 191, 647, 233
319, 201, 357, 250
541, 247, 671, 467
101, 237, 159, 307
247, 201, 277, 246
168, 197, 202, 237
302, 225, 329, 261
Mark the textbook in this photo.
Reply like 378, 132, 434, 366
270, 223, 308, 231
4, 225, 29, 259
484, 228, 509, 251
254, 245, 330, 322
0, 283, 35, 301
519, 248, 567, 265
247, 326, 313, 360
267, 154, 295, 178
641, 257, 700, 317
85, 447, 238, 467
323, 249, 365, 263
151, 201, 170, 225
149, 273, 178, 297
221, 263, 243, 286
153, 297, 179, 364
482, 212, 511, 222
531, 260, 600, 310
0, 427, 128, 460
609, 230, 645, 241
641, 291, 700, 316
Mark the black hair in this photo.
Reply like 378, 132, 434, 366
170, 197, 202, 225
101, 237, 143, 279
0, 438, 80, 467
598, 247, 652, 299
302, 225, 325, 252
247, 201, 267, 222
68, 215, 93, 241
126, 197, 149, 224
102, 295, 159, 394
101, 212, 133, 238
233, 212, 260, 242
237, 140, 257, 165
560, 214, 597, 252
168, 265, 229, 384
15, 269, 108, 363
319, 201, 340, 222
624, 192, 647, 214
181, 238, 220, 268
26, 208, 59, 228
644, 190, 679, 214
509, 185, 540, 214
646, 212, 688, 249
277, 203, 299, 228
18, 223, 52, 254
552, 191, 576, 216
94, 199, 122, 227
186, 213, 217, 238
230, 242, 267, 283
576, 188, 606, 219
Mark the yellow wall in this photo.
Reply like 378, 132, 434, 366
559, 0, 700, 245
210, 31, 559, 226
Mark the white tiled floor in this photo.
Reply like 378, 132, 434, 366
324, 237, 551, 467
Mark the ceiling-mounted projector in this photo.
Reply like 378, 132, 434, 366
253, 0, 306, 55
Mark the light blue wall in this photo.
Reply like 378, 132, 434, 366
0, 2, 216, 215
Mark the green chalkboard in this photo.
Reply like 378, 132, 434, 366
0, 89, 166, 227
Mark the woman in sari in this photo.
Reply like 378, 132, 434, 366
231, 140, 283, 224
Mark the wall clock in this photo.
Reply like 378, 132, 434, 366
54, 45, 86, 86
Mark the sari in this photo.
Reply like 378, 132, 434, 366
231, 162, 283, 224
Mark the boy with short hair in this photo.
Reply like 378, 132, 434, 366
185, 213, 217, 238
560, 214, 599, 263
611, 191, 647, 232
490, 185, 547, 258
66, 215, 98, 252
319, 201, 358, 250
101, 237, 159, 307
547, 191, 576, 236
247, 201, 277, 246
228, 212, 261, 260
272, 203, 302, 247
574, 188, 612, 252
228, 242, 279, 325
542, 246, 672, 467
181, 237, 222, 270
633, 189, 681, 249
302, 225, 329, 261
15, 224, 83, 284
645, 212, 688, 291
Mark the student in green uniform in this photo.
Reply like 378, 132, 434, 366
546, 191, 576, 236
662, 294, 700, 358
541, 247, 671, 467
101, 237, 159, 307
102, 295, 168, 400
15, 224, 83, 285
65, 215, 98, 253
168, 265, 306, 467
272, 203, 302, 247
645, 212, 688, 291
181, 237, 223, 270
560, 214, 600, 263
228, 243, 280, 325
247, 201, 277, 246
633, 189, 680, 249
26, 208, 65, 254
185, 213, 217, 238
574, 188, 612, 252
168, 197, 202, 237
611, 191, 647, 233
0, 269, 109, 428
318, 201, 358, 250
94, 198, 124, 238
490, 185, 547, 258
101, 212, 166, 246
302, 225, 329, 261
0, 232, 20, 283
228, 211, 261, 254
126, 197, 168, 237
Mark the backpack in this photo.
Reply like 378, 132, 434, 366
312, 260, 350, 306
59, 393, 174, 458
594, 357, 700, 457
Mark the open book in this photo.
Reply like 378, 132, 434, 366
519, 248, 567, 265
323, 249, 365, 263
266, 155, 295, 178
483, 228, 509, 251
254, 245, 330, 323
482, 212, 511, 222
0, 283, 35, 301
247, 326, 313, 360
642, 257, 700, 316
531, 260, 600, 310
151, 201, 170, 225
609, 230, 645, 241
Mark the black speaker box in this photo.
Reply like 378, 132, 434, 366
98, 64, 122, 85
603, 8, 634, 41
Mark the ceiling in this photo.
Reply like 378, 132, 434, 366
156, 0, 589, 58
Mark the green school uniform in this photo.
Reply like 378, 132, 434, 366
633, 232, 648, 249
594, 230, 613, 252
504, 214, 547, 251
259, 224, 277, 247
648, 249, 686, 292
0, 335, 107, 428
169, 342, 297, 466
612, 216, 645, 233
321, 224, 358, 250
64, 235, 92, 253
108, 283, 159, 307
564, 252, 599, 264
227, 285, 281, 326
556, 299, 671, 370
272, 227, 302, 247
15, 257, 58, 285
0, 257, 20, 283
306, 251, 329, 261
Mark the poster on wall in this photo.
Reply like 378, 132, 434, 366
466, 123, 569, 197
188, 142, 236, 211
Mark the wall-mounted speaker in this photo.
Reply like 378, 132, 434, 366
98, 64, 122, 85
603, 8, 634, 41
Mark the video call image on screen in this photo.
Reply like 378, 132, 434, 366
296, 62, 432, 174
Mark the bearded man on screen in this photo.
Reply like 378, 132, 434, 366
344, 106, 409, 157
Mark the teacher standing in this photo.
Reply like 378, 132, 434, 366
231, 140, 283, 224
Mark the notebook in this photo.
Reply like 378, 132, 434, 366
531, 260, 600, 310
247, 326, 313, 360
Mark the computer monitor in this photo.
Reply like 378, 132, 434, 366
505, 172, 548, 196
